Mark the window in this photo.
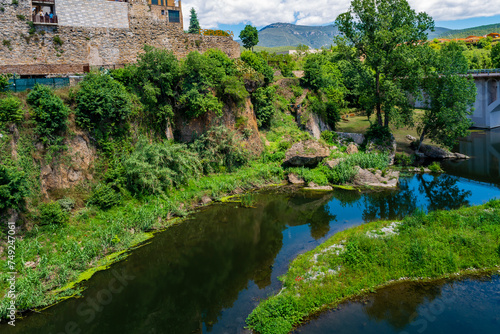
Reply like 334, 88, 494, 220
168, 10, 180, 23
151, 0, 159, 5
161, 10, 165, 15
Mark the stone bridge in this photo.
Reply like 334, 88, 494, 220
469, 69, 500, 128
413, 69, 500, 129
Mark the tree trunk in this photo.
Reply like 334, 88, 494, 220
417, 126, 427, 152
384, 110, 389, 127
375, 71, 382, 126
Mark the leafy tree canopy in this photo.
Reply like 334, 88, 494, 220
239, 25, 259, 51
335, 0, 434, 127
492, 43, 500, 68
27, 84, 70, 145
76, 73, 132, 144
418, 42, 476, 150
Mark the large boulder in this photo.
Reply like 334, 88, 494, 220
337, 132, 365, 145
283, 140, 330, 167
288, 173, 305, 184
352, 167, 399, 188
346, 143, 359, 154
419, 144, 469, 159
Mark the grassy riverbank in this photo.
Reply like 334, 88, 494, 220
0, 161, 285, 318
246, 199, 500, 334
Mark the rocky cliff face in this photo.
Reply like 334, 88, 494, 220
39, 131, 96, 197
174, 97, 264, 156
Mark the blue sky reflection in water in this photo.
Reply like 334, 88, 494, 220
4, 130, 500, 334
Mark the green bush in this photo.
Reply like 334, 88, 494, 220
87, 183, 122, 209
132, 46, 180, 134
182, 51, 226, 90
75, 73, 132, 143
287, 166, 329, 186
429, 161, 443, 173
179, 88, 223, 118
365, 123, 393, 146
0, 95, 23, 125
252, 86, 278, 128
320, 130, 338, 145
204, 48, 237, 76
0, 164, 28, 215
265, 151, 286, 162
240, 51, 274, 84
394, 153, 413, 166
27, 84, 69, 145
38, 202, 69, 225
124, 139, 202, 195
192, 126, 249, 173
57, 197, 75, 212
220, 76, 248, 105
0, 74, 9, 92
344, 152, 389, 170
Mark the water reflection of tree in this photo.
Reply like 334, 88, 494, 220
288, 193, 337, 240
416, 174, 471, 211
361, 178, 418, 221
363, 282, 442, 330
26, 192, 340, 334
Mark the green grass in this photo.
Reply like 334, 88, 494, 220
246, 200, 500, 334
336, 110, 444, 155
0, 161, 285, 318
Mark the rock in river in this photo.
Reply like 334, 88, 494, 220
283, 140, 330, 167
352, 167, 399, 188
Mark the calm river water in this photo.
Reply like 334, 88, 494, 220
4, 129, 500, 334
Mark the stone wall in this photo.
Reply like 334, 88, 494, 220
0, 0, 240, 75
56, 0, 129, 29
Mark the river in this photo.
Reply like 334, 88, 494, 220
4, 129, 500, 334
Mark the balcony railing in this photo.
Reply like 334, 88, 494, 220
32, 14, 58, 25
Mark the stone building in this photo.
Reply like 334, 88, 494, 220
0, 0, 240, 76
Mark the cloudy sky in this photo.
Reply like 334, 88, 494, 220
181, 0, 500, 35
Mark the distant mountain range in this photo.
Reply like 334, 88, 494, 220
240, 22, 500, 49
436, 23, 500, 39
255, 23, 339, 49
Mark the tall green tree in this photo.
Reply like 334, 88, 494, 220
188, 7, 200, 34
335, 0, 434, 127
417, 42, 476, 151
239, 25, 259, 51
492, 43, 500, 68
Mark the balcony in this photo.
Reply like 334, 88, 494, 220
32, 14, 58, 25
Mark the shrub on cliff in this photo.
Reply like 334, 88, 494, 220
0, 164, 28, 215
87, 183, 122, 210
0, 95, 24, 125
132, 46, 180, 134
27, 84, 70, 145
75, 73, 132, 144
38, 202, 69, 225
252, 86, 278, 128
192, 126, 249, 173
0, 74, 9, 92
179, 51, 228, 118
240, 51, 274, 85
124, 139, 202, 195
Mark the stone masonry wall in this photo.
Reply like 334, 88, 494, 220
0, 0, 240, 75
56, 0, 129, 29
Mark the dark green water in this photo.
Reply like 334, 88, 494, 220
4, 130, 500, 334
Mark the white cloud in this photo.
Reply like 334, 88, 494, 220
181, 0, 500, 30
